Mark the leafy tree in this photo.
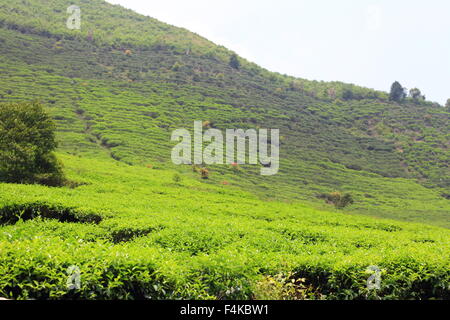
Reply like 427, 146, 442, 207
342, 89, 354, 101
0, 102, 65, 186
446, 99, 450, 110
229, 54, 240, 70
409, 88, 424, 102
389, 81, 406, 102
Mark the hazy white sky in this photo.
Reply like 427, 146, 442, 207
106, 0, 450, 104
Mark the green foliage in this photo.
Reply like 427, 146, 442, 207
0, 0, 231, 62
318, 192, 354, 209
342, 89, 354, 101
409, 88, 424, 102
0, 0, 449, 300
0, 155, 448, 300
229, 54, 240, 70
0, 1, 447, 225
389, 81, 406, 102
0, 202, 102, 225
0, 102, 65, 186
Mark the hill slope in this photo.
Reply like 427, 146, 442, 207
0, 0, 449, 300
0, 0, 448, 228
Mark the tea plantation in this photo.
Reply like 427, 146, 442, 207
0, 155, 449, 299
0, 0, 449, 299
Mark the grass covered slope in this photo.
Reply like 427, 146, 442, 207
0, 0, 449, 224
0, 50, 448, 227
0, 0, 228, 58
0, 155, 449, 300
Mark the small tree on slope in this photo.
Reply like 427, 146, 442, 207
389, 81, 406, 102
0, 102, 65, 186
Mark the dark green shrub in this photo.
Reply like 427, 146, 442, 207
0, 102, 65, 186
389, 81, 406, 102
441, 193, 450, 200
318, 192, 354, 209
0, 202, 102, 226
342, 89, 354, 100
229, 54, 240, 70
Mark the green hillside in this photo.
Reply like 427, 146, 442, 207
0, 0, 449, 300
0, 0, 448, 226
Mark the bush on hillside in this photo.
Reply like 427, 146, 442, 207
229, 54, 240, 70
342, 89, 354, 101
0, 102, 65, 186
318, 192, 354, 209
409, 88, 425, 102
